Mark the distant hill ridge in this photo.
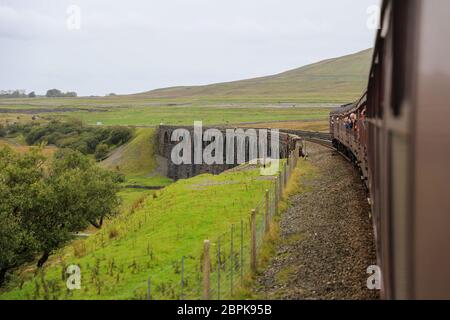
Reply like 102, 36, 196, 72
134, 48, 373, 103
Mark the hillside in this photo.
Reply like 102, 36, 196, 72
134, 49, 373, 103
101, 127, 172, 187
101, 128, 158, 176
0, 163, 280, 300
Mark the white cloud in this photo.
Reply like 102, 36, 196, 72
0, 0, 377, 96
0, 4, 64, 39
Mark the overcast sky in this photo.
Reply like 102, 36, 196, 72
0, 0, 379, 96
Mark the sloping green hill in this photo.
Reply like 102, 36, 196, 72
0, 164, 278, 300
101, 128, 172, 187
134, 48, 373, 103
101, 128, 157, 176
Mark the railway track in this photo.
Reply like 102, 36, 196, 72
288, 130, 354, 163
304, 137, 333, 149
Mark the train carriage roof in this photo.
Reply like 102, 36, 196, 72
330, 91, 367, 116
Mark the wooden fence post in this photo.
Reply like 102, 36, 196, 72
278, 171, 282, 198
230, 224, 234, 297
180, 256, 184, 300
274, 177, 279, 216
284, 162, 288, 187
251, 209, 257, 273
217, 238, 221, 300
289, 151, 294, 175
240, 220, 244, 284
203, 240, 210, 300
265, 189, 270, 234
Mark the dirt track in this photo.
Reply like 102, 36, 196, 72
255, 142, 379, 300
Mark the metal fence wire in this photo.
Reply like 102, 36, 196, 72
144, 142, 301, 300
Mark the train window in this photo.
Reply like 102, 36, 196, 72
391, 0, 412, 117
367, 47, 384, 120
377, 41, 385, 120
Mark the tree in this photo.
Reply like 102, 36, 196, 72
49, 149, 121, 230
0, 90, 26, 99
108, 127, 133, 146
46, 89, 62, 98
0, 211, 36, 286
28, 91, 36, 98
29, 149, 121, 267
0, 148, 44, 286
95, 143, 109, 160
45, 89, 77, 98
0, 147, 122, 284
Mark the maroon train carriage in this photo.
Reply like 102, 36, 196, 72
330, 0, 450, 299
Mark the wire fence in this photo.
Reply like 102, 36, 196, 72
144, 142, 302, 300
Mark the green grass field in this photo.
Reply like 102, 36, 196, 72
0, 49, 371, 127
74, 105, 333, 126
0, 103, 333, 127
0, 164, 276, 300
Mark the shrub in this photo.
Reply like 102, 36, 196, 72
46, 89, 77, 98
73, 242, 87, 258
108, 127, 133, 146
5, 123, 22, 135
24, 126, 48, 145
8, 120, 133, 156
71, 140, 89, 155
108, 227, 119, 239
95, 143, 109, 160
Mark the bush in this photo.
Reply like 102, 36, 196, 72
95, 143, 109, 160
70, 140, 89, 155
8, 121, 133, 156
0, 124, 6, 137
46, 89, 62, 97
108, 227, 119, 239
73, 242, 87, 258
46, 89, 77, 98
44, 132, 64, 145
25, 126, 50, 145
108, 127, 133, 146
5, 123, 21, 135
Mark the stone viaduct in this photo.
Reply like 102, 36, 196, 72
156, 125, 302, 180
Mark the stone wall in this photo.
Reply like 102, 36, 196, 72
156, 125, 301, 180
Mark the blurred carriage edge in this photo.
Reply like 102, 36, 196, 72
330, 0, 450, 300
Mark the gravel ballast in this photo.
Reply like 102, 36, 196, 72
255, 142, 379, 300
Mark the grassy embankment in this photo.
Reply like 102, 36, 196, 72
101, 127, 172, 188
0, 162, 276, 300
